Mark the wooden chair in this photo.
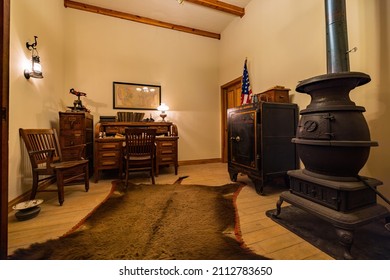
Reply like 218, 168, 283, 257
123, 128, 156, 188
19, 128, 89, 206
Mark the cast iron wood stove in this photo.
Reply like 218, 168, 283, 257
273, 0, 389, 259
228, 102, 299, 194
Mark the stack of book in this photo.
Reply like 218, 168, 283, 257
117, 112, 145, 122
100, 116, 116, 122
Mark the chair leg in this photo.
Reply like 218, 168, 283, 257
151, 167, 155, 185
125, 168, 129, 189
84, 164, 89, 192
56, 170, 65, 206
151, 173, 155, 184
30, 172, 39, 200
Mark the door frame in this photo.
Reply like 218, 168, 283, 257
220, 77, 241, 163
0, 0, 10, 260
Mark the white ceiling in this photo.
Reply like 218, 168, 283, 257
71, 0, 252, 35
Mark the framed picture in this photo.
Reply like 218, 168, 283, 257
113, 82, 161, 110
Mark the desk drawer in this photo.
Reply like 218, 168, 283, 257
98, 142, 122, 150
159, 148, 175, 155
99, 150, 121, 158
159, 155, 175, 163
99, 159, 121, 167
157, 141, 177, 151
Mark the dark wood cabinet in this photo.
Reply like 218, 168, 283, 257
59, 111, 93, 174
227, 102, 299, 194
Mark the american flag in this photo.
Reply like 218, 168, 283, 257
241, 59, 252, 105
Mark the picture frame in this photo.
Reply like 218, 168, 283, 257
113, 82, 161, 110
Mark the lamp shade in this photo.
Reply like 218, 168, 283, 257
157, 103, 169, 112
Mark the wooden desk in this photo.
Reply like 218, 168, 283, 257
94, 122, 179, 182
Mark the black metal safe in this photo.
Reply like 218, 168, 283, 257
227, 102, 299, 194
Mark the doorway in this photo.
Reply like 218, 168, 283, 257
220, 77, 242, 163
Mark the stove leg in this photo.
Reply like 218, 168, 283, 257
273, 197, 284, 218
335, 227, 355, 260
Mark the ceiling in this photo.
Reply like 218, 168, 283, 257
64, 0, 253, 39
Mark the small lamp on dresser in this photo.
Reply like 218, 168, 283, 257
157, 103, 169, 122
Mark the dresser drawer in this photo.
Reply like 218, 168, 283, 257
60, 134, 84, 147
60, 115, 84, 130
257, 87, 290, 104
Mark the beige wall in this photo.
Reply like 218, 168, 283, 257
219, 0, 390, 206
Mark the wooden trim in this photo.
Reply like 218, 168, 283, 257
220, 77, 242, 162
178, 158, 221, 166
221, 76, 242, 88
7, 178, 56, 213
186, 0, 245, 17
64, 0, 221, 40
220, 87, 228, 163
1, 0, 10, 260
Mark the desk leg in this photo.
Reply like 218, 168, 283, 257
94, 170, 99, 183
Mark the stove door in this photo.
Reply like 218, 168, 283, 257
229, 110, 258, 170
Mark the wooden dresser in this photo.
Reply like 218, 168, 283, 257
257, 86, 290, 103
94, 121, 178, 182
59, 112, 93, 173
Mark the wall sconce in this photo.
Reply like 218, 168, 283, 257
157, 103, 169, 122
177, 0, 184, 4
24, 36, 43, 79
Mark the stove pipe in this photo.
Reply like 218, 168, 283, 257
325, 0, 350, 73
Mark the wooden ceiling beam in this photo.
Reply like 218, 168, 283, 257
64, 0, 221, 40
185, 0, 245, 17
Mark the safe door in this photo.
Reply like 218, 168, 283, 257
228, 109, 258, 170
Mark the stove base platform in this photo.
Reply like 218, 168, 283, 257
273, 191, 389, 259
